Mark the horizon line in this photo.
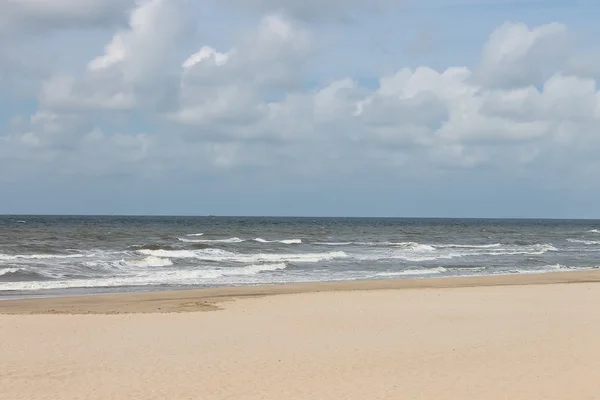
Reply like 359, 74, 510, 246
2, 214, 600, 221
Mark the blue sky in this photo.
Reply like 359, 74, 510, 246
1, 0, 600, 217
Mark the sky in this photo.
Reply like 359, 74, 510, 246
1, 0, 600, 218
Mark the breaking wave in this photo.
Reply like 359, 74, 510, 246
567, 239, 600, 245
126, 256, 174, 268
0, 263, 288, 291
435, 243, 502, 249
178, 237, 244, 243
0, 267, 21, 276
0, 267, 58, 281
316, 241, 501, 249
218, 263, 287, 276
376, 267, 448, 277
254, 238, 303, 244
138, 248, 348, 263
0, 253, 90, 261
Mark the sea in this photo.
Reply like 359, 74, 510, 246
1, 215, 600, 298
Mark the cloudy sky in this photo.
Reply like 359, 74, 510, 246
1, 0, 599, 217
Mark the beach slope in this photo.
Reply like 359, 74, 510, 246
2, 272, 600, 399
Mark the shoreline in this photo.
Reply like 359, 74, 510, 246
2, 269, 600, 314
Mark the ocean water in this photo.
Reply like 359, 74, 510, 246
1, 216, 600, 298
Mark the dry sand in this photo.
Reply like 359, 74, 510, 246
2, 271, 600, 399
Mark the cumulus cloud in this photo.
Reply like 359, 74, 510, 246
0, 0, 133, 34
17, 17, 600, 173
3, 4, 600, 216
475, 22, 570, 89
39, 0, 192, 111
221, 0, 394, 22
171, 13, 311, 132
87, 0, 192, 80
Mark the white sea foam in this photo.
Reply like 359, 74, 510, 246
138, 248, 347, 263
219, 263, 287, 276
567, 239, 600, 245
366, 242, 559, 262
186, 233, 204, 236
544, 264, 567, 270
126, 256, 173, 268
254, 238, 302, 244
0, 253, 89, 261
392, 242, 436, 251
317, 241, 501, 250
362, 241, 437, 249
401, 255, 454, 262
279, 239, 302, 244
0, 267, 21, 276
0, 263, 288, 291
138, 249, 196, 258
376, 267, 448, 277
435, 243, 502, 249
588, 229, 600, 234
177, 238, 202, 243
178, 237, 244, 243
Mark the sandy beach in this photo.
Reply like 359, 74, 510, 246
2, 271, 600, 399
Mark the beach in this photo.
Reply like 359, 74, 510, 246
2, 271, 600, 399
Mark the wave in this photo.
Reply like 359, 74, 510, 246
376, 267, 448, 277
435, 243, 502, 249
178, 237, 244, 243
179, 237, 303, 245
130, 243, 176, 251
0, 267, 58, 282
0, 253, 90, 261
138, 249, 348, 263
0, 263, 288, 291
315, 241, 437, 248
508, 264, 588, 274
566, 239, 600, 245
315, 241, 501, 250
218, 263, 287, 276
589, 229, 600, 234
393, 242, 436, 251
484, 243, 558, 256
126, 256, 173, 268
186, 233, 204, 236
254, 238, 303, 244
369, 243, 558, 262
0, 267, 21, 276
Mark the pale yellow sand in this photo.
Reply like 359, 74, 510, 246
2, 271, 600, 399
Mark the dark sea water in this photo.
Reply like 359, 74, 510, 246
1, 216, 600, 298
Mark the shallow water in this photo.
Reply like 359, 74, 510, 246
1, 215, 599, 298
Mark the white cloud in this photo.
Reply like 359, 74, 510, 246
87, 0, 192, 81
3, 11, 600, 215
88, 35, 127, 70
171, 14, 311, 131
476, 22, 570, 89
221, 0, 394, 22
37, 0, 191, 111
39, 75, 137, 110
182, 46, 231, 69
0, 0, 133, 34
